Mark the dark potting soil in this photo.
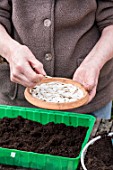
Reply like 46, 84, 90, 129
85, 134, 113, 170
0, 116, 88, 158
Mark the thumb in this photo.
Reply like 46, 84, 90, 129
82, 82, 95, 92
73, 76, 94, 92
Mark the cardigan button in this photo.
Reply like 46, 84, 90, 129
45, 53, 52, 61
44, 19, 51, 27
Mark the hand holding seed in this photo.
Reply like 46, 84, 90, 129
7, 44, 46, 87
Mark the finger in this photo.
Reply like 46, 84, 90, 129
10, 66, 42, 87
22, 62, 44, 83
11, 73, 38, 87
87, 87, 96, 104
10, 62, 44, 86
73, 77, 95, 93
82, 81, 96, 92
30, 59, 46, 76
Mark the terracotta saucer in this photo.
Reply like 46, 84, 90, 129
24, 77, 89, 110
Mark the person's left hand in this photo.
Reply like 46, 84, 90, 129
73, 62, 100, 103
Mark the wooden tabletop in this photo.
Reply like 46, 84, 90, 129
90, 118, 113, 139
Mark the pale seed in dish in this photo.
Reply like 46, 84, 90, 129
30, 81, 84, 103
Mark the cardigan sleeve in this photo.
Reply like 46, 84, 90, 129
96, 0, 113, 31
0, 0, 12, 34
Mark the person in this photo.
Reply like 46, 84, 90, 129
0, 0, 113, 119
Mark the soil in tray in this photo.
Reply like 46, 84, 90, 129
0, 116, 88, 158
85, 134, 113, 170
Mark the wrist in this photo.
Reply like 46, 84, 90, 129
0, 24, 21, 62
81, 57, 102, 72
3, 39, 21, 62
82, 51, 107, 70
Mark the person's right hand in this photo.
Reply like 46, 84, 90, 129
8, 44, 46, 87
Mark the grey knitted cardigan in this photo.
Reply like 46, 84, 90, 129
0, 0, 113, 114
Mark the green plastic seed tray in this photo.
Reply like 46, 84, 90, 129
0, 105, 96, 170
